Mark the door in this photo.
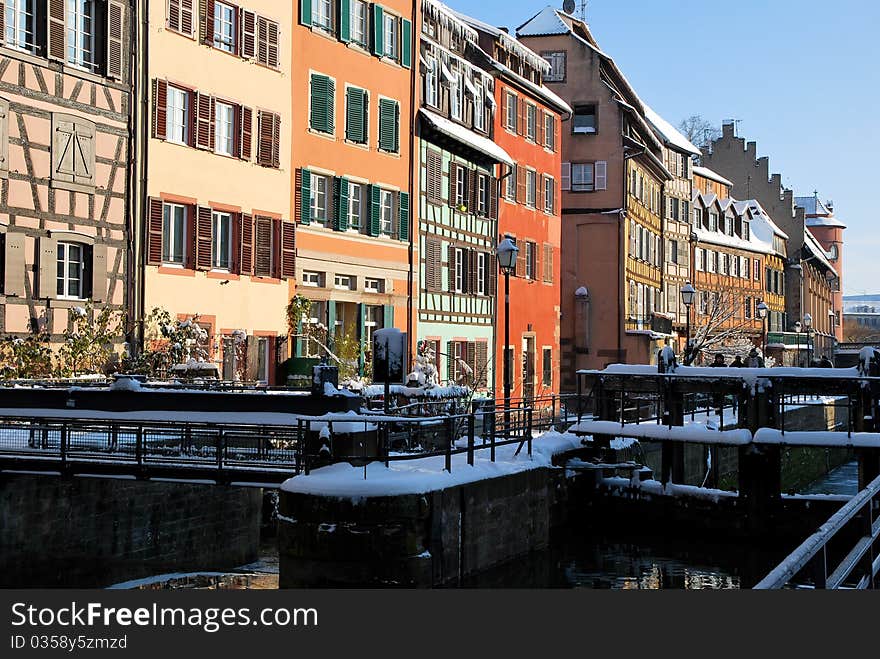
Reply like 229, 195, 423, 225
522, 336, 536, 401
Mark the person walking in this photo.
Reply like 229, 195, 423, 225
731, 355, 745, 368
745, 348, 764, 368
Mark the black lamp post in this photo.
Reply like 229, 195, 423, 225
804, 313, 813, 367
794, 320, 802, 367
757, 301, 769, 360
497, 237, 518, 437
681, 282, 696, 365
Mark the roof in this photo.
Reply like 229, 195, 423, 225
643, 104, 701, 156
453, 10, 551, 75
693, 165, 733, 187
516, 6, 570, 36
691, 195, 788, 256
803, 228, 837, 274
806, 216, 847, 229
489, 60, 572, 115
419, 108, 514, 166
795, 195, 832, 216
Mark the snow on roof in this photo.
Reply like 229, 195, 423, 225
422, 0, 479, 45
748, 200, 789, 240
420, 108, 514, 166
795, 195, 832, 216
281, 430, 584, 498
804, 228, 837, 274
453, 10, 551, 75
693, 165, 733, 187
643, 104, 701, 156
693, 225, 771, 255
806, 216, 847, 229
490, 60, 572, 115
516, 6, 570, 36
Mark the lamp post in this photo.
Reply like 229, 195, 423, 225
757, 301, 769, 360
681, 282, 696, 365
804, 313, 813, 367
497, 238, 518, 437
794, 320, 802, 367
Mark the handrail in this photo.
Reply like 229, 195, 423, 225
754, 473, 880, 589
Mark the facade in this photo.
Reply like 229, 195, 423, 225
517, 7, 671, 389
461, 13, 568, 398
0, 0, 132, 347
291, 0, 415, 374
416, 0, 510, 391
645, 106, 699, 355
138, 0, 293, 382
703, 123, 839, 359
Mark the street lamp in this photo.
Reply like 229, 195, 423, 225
804, 313, 813, 367
794, 320, 802, 367
757, 301, 769, 359
681, 282, 696, 365
497, 237, 519, 437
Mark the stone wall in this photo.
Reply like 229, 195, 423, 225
0, 475, 262, 588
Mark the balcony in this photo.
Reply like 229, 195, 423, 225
625, 314, 675, 337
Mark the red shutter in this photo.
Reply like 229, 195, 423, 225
181, 0, 194, 35
272, 113, 281, 168
468, 170, 477, 214
448, 164, 457, 208
516, 165, 526, 204
240, 213, 254, 275
169, 0, 181, 31
536, 175, 544, 211
47, 0, 65, 61
447, 244, 456, 292
106, 1, 124, 80
281, 221, 296, 279
152, 79, 167, 140
254, 216, 272, 277
487, 254, 497, 297
240, 9, 256, 58
231, 212, 241, 273
195, 92, 214, 150
257, 16, 268, 64
267, 20, 279, 68
468, 250, 477, 294
257, 112, 271, 166
186, 205, 197, 269
201, 0, 215, 45
240, 106, 252, 160
517, 98, 526, 137
489, 176, 498, 219
196, 206, 213, 270
147, 198, 163, 265
271, 218, 282, 279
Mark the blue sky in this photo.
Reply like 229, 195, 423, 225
443, 0, 878, 295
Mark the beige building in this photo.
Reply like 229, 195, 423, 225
0, 1, 132, 345
135, 0, 293, 381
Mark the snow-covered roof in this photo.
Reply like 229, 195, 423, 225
420, 108, 514, 166
693, 166, 733, 187
516, 6, 570, 36
489, 60, 572, 114
692, 196, 787, 256
748, 200, 789, 240
806, 216, 847, 229
453, 10, 551, 75
422, 0, 479, 45
795, 195, 847, 229
804, 228, 837, 274
643, 104, 701, 156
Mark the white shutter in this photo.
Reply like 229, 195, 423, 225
561, 162, 571, 191
595, 161, 607, 190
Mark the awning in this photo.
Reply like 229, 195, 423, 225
419, 108, 514, 167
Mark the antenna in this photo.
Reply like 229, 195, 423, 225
579, 0, 588, 20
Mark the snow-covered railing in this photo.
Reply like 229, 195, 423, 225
754, 473, 880, 589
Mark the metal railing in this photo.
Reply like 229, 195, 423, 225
754, 473, 880, 589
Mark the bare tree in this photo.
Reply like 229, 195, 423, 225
685, 290, 759, 365
843, 324, 880, 344
678, 115, 721, 156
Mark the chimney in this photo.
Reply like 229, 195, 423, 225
722, 121, 736, 138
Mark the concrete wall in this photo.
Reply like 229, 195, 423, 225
0, 475, 262, 587
279, 466, 562, 587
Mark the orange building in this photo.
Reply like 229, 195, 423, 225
291, 0, 415, 375
462, 15, 568, 398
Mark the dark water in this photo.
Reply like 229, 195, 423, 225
800, 461, 859, 496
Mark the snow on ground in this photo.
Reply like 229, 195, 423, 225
569, 419, 752, 446
281, 431, 585, 499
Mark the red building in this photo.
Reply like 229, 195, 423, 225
461, 15, 569, 398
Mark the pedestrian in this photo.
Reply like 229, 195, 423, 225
731, 355, 744, 368
708, 353, 726, 417
745, 348, 764, 368
709, 353, 726, 368
819, 355, 833, 368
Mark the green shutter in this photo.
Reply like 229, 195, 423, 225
327, 301, 337, 345
339, 0, 351, 42
398, 191, 409, 242
335, 177, 350, 231
383, 305, 394, 330
300, 168, 312, 225
346, 87, 366, 143
300, 0, 312, 27
372, 5, 384, 56
326, 78, 336, 133
310, 75, 326, 132
400, 18, 412, 68
379, 99, 398, 152
357, 303, 366, 375
369, 185, 381, 237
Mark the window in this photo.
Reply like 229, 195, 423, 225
708, 212, 718, 232
542, 348, 552, 387
5, 0, 36, 52
255, 337, 269, 384
544, 113, 555, 150
477, 175, 488, 216
476, 252, 486, 296
693, 208, 702, 231
162, 203, 186, 265
504, 164, 515, 200
526, 103, 537, 141
210, 211, 232, 270
725, 215, 734, 236
302, 271, 322, 287
571, 163, 594, 192
378, 98, 399, 153
454, 165, 466, 207
380, 189, 394, 235
52, 113, 95, 190
67, 0, 97, 70
365, 277, 383, 293
167, 86, 190, 145
364, 305, 384, 346
335, 274, 353, 290
424, 56, 438, 107
454, 247, 464, 293
310, 173, 329, 224
505, 92, 517, 131
473, 90, 484, 131
450, 72, 462, 120
56, 242, 85, 298
525, 242, 536, 280
743, 221, 751, 241
526, 170, 536, 207
350, 0, 368, 45
312, 0, 332, 30
253, 216, 274, 277
383, 14, 397, 59
348, 182, 363, 230
573, 104, 596, 134
544, 176, 555, 214
754, 259, 760, 281
213, 2, 236, 52
214, 101, 234, 156
543, 51, 565, 82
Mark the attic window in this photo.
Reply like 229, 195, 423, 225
573, 104, 596, 134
